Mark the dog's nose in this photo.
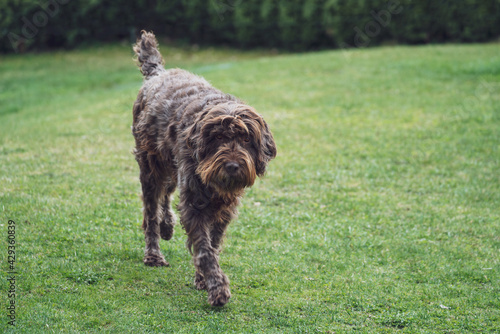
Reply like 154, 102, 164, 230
225, 162, 240, 175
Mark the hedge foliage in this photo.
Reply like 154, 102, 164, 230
1, 0, 500, 53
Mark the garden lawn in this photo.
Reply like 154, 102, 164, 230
0, 42, 499, 333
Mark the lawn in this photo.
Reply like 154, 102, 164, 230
0, 41, 499, 333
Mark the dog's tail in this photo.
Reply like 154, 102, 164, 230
133, 31, 165, 79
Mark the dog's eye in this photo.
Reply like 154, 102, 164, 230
243, 137, 250, 143
216, 135, 223, 140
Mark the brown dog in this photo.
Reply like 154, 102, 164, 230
132, 31, 276, 306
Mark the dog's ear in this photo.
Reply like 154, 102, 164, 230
185, 109, 211, 161
256, 119, 277, 176
186, 123, 204, 162
186, 123, 198, 150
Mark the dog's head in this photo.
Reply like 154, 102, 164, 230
187, 103, 276, 195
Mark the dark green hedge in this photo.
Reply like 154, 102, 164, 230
1, 0, 499, 53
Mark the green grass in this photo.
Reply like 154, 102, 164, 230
1, 42, 499, 333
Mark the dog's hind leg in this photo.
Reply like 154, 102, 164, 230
136, 150, 169, 267
159, 175, 177, 241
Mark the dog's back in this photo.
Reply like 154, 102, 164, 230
133, 31, 215, 121
132, 32, 240, 157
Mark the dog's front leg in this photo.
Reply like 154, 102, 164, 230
193, 220, 230, 292
210, 220, 230, 252
193, 231, 231, 307
179, 190, 231, 306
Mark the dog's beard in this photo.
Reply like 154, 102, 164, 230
196, 149, 256, 195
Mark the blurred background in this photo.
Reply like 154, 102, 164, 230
1, 0, 500, 53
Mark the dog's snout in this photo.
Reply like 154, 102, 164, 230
225, 162, 240, 175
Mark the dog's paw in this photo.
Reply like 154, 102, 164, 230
208, 284, 231, 307
143, 254, 169, 267
159, 221, 174, 240
195, 272, 207, 290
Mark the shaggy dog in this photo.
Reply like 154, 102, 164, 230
132, 31, 276, 306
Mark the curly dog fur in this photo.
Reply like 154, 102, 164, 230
131, 31, 276, 306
